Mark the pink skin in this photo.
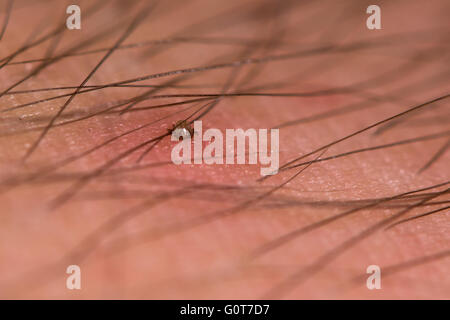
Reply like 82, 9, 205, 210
0, 0, 448, 299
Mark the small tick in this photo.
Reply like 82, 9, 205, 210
168, 120, 194, 138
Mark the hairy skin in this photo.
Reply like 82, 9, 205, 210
0, 0, 448, 299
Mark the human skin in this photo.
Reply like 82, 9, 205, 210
0, 0, 448, 299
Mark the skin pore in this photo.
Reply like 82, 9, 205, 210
0, 0, 449, 299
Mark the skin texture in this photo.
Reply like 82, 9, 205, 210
0, 0, 449, 299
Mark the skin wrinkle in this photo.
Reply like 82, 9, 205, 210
0, 0, 449, 299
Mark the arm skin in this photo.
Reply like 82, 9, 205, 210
0, 0, 448, 299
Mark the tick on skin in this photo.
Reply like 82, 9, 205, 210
168, 120, 194, 139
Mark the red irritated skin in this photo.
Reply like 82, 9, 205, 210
0, 0, 449, 299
